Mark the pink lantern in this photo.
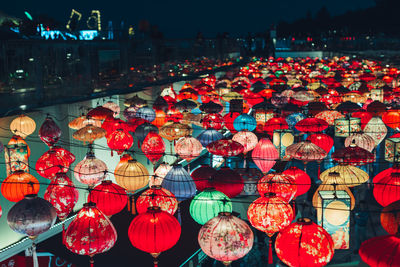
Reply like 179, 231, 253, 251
251, 138, 278, 174
175, 136, 203, 162
232, 130, 258, 155
74, 152, 108, 187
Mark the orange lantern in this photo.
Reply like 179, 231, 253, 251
1, 171, 40, 202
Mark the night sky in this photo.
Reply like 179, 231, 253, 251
2, 0, 376, 37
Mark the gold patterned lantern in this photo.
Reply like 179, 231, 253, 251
159, 121, 192, 141
385, 138, 400, 162
320, 164, 369, 187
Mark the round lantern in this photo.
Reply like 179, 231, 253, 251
257, 173, 297, 202
87, 106, 114, 120
190, 188, 232, 225
52, 146, 76, 165
114, 158, 149, 192
162, 164, 196, 201
150, 163, 172, 187
295, 117, 328, 133
306, 133, 334, 154
263, 117, 289, 137
285, 140, 327, 162
134, 122, 159, 144
74, 152, 108, 187
380, 200, 400, 235
39, 117, 62, 147
275, 218, 335, 267
373, 166, 400, 207
223, 112, 240, 134
175, 136, 203, 162
203, 113, 224, 130
141, 132, 166, 164
233, 114, 257, 132
332, 144, 374, 166
232, 130, 258, 155
136, 185, 178, 215
88, 180, 128, 217
152, 110, 167, 128
248, 193, 293, 237
1, 171, 40, 202
44, 173, 79, 221
106, 129, 133, 155
198, 212, 254, 266
382, 109, 400, 129
10, 114, 36, 138
68, 115, 102, 130
136, 106, 156, 122
344, 132, 375, 152
72, 124, 106, 144
159, 121, 192, 141
35, 149, 70, 179
320, 164, 369, 187
128, 207, 181, 266
359, 234, 400, 267
209, 167, 244, 199
64, 202, 117, 265
197, 129, 223, 147
252, 138, 279, 174
7, 194, 56, 238
364, 116, 387, 146
103, 101, 120, 117
282, 167, 311, 197
190, 165, 217, 191
206, 139, 244, 157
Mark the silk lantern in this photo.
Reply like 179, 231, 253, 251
72, 124, 107, 144
232, 130, 258, 155
1, 171, 40, 202
102, 101, 120, 117
273, 129, 295, 160
320, 165, 369, 187
373, 166, 400, 207
10, 114, 36, 138
295, 117, 328, 133
175, 136, 203, 162
114, 158, 149, 192
282, 166, 311, 197
334, 117, 361, 137
190, 165, 217, 191
344, 132, 375, 152
202, 113, 224, 130
106, 129, 133, 155
197, 129, 223, 147
5, 136, 30, 175
364, 116, 387, 146
275, 218, 335, 267
136, 106, 156, 122
128, 207, 181, 267
285, 140, 327, 162
306, 133, 334, 154
257, 173, 297, 202
87, 106, 114, 120
136, 185, 178, 215
36, 149, 70, 179
162, 165, 196, 201
74, 152, 108, 187
88, 180, 128, 217
233, 114, 257, 132
382, 109, 400, 129
252, 138, 278, 174
189, 188, 232, 225
141, 132, 165, 164
39, 117, 62, 147
209, 167, 244, 199
380, 200, 400, 235
385, 138, 400, 162
64, 202, 117, 266
359, 234, 400, 267
198, 212, 254, 266
206, 139, 244, 157
150, 163, 172, 187
223, 112, 240, 133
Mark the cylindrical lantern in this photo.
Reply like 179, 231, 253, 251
198, 212, 254, 266
334, 117, 361, 137
189, 188, 232, 225
273, 129, 295, 160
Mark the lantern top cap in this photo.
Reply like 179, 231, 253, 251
297, 217, 313, 224
203, 187, 216, 192
101, 180, 113, 185
24, 194, 37, 199
150, 185, 162, 189
84, 202, 97, 208
147, 206, 161, 212
329, 171, 340, 177
218, 212, 232, 216
128, 159, 138, 163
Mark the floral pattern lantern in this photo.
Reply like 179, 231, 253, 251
203, 113, 224, 130
88, 180, 128, 217
128, 207, 181, 267
5, 135, 31, 175
359, 234, 400, 267
74, 152, 108, 187
315, 110, 345, 126
114, 158, 149, 192
162, 165, 196, 201
198, 212, 254, 266
282, 166, 311, 197
190, 188, 232, 225
141, 132, 166, 164
1, 171, 40, 202
36, 149, 70, 179
232, 130, 258, 155
136, 185, 178, 215
175, 136, 203, 162
364, 116, 387, 146
275, 218, 335, 267
252, 138, 278, 174
197, 129, 223, 147
44, 173, 78, 221
64, 202, 117, 266
334, 117, 361, 137
257, 173, 297, 202
206, 139, 244, 157
106, 129, 133, 155
39, 117, 62, 147
10, 114, 36, 138
285, 141, 327, 162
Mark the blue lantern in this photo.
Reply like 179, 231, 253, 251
136, 106, 156, 122
135, 122, 158, 143
233, 114, 257, 132
162, 165, 196, 201
197, 129, 223, 147
286, 112, 305, 131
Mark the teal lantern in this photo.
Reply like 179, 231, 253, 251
189, 188, 232, 225
233, 114, 257, 132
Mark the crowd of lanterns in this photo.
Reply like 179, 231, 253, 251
2, 55, 400, 266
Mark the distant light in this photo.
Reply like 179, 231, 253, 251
19, 105, 27, 110
24, 11, 33, 21
28, 58, 34, 62
16, 69, 24, 73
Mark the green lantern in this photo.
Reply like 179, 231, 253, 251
189, 188, 232, 225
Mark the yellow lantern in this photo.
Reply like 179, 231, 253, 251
114, 158, 149, 192
319, 164, 369, 187
10, 115, 36, 138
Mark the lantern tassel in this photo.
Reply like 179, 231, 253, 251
62, 223, 65, 245
32, 243, 38, 267
268, 238, 273, 265
318, 162, 321, 178
90, 256, 94, 267
292, 200, 296, 220
153, 259, 158, 267
177, 206, 182, 224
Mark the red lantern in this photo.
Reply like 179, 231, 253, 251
64, 203, 117, 265
263, 117, 289, 137
52, 146, 76, 165
102, 116, 130, 135
306, 133, 334, 154
88, 180, 128, 217
257, 173, 297, 202
332, 145, 374, 166
282, 167, 311, 197
251, 138, 278, 174
106, 129, 133, 155
206, 139, 244, 157
223, 112, 240, 134
128, 207, 181, 266
209, 167, 244, 198
36, 149, 70, 179
44, 172, 79, 221
380, 200, 400, 235
359, 234, 400, 267
275, 218, 335, 267
39, 117, 62, 147
203, 113, 224, 130
295, 118, 328, 133
191, 165, 217, 191
136, 185, 178, 215
352, 111, 373, 130
87, 106, 114, 120
141, 132, 166, 164
382, 109, 400, 129
373, 166, 400, 207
